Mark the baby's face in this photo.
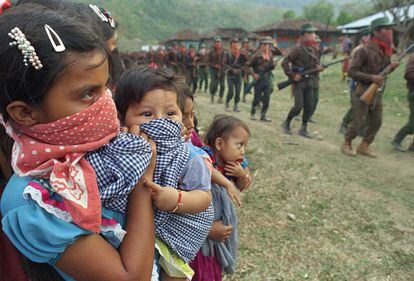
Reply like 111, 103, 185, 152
124, 89, 182, 127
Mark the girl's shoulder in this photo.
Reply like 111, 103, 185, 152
187, 143, 209, 160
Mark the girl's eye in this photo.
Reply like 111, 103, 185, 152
81, 89, 95, 100
167, 111, 176, 116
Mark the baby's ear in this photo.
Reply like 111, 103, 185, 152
215, 137, 224, 151
6, 101, 41, 127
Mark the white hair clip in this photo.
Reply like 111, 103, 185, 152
89, 4, 115, 29
8, 27, 43, 70
44, 24, 65, 53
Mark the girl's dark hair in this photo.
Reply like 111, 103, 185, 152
205, 115, 250, 149
178, 83, 194, 113
0, 4, 109, 120
115, 66, 184, 122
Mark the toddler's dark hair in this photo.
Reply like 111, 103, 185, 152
178, 83, 194, 113
0, 4, 109, 119
205, 115, 250, 149
115, 66, 184, 122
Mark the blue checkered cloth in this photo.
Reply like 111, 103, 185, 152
201, 183, 238, 274
85, 132, 152, 212
140, 118, 214, 263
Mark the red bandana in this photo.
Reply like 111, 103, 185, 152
2, 90, 120, 232
371, 37, 393, 56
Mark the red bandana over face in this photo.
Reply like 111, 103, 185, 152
2, 89, 120, 232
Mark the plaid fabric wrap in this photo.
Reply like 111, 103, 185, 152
201, 183, 238, 274
85, 132, 152, 212
140, 118, 214, 262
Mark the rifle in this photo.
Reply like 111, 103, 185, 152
277, 57, 349, 91
360, 42, 414, 105
244, 55, 283, 94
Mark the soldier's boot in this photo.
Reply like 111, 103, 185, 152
225, 103, 230, 112
356, 140, 377, 158
250, 114, 257, 120
233, 103, 240, 112
282, 118, 292, 135
341, 139, 357, 156
299, 122, 312, 139
392, 131, 407, 152
408, 142, 414, 152
210, 95, 214, 103
218, 96, 223, 104
260, 115, 272, 122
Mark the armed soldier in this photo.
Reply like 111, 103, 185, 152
341, 17, 400, 158
208, 36, 225, 103
187, 43, 198, 93
241, 37, 255, 102
197, 43, 209, 93
281, 23, 322, 138
223, 37, 248, 112
248, 36, 276, 122
166, 41, 179, 73
392, 51, 414, 152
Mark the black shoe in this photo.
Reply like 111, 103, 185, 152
392, 140, 406, 152
260, 116, 272, 122
233, 104, 240, 112
282, 119, 292, 135
299, 123, 312, 139
250, 114, 257, 120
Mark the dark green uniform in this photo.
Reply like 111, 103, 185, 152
197, 46, 209, 92
223, 49, 248, 111
208, 46, 225, 102
393, 53, 414, 151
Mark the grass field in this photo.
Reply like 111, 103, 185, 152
194, 58, 414, 281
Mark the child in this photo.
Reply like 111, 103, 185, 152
89, 66, 214, 281
0, 5, 155, 280
190, 115, 252, 281
180, 87, 243, 207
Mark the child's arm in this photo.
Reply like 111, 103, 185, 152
145, 182, 212, 214
224, 162, 252, 191
211, 168, 242, 207
208, 220, 233, 242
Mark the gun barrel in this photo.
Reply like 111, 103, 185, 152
277, 79, 293, 90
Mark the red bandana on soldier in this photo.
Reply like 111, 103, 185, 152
372, 32, 394, 56
1, 89, 120, 232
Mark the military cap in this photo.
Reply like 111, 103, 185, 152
231, 37, 239, 43
189, 43, 196, 49
213, 36, 222, 42
260, 36, 273, 45
371, 17, 395, 30
171, 41, 178, 46
200, 43, 206, 48
180, 42, 186, 47
242, 37, 249, 43
359, 26, 371, 36
301, 23, 317, 33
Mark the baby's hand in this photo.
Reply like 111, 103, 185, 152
224, 161, 245, 178
224, 182, 242, 207
208, 220, 233, 242
143, 181, 179, 212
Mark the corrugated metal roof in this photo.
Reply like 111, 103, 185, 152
254, 19, 337, 33
337, 5, 414, 31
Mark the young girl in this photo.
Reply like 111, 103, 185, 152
89, 66, 214, 281
190, 115, 252, 281
0, 5, 155, 280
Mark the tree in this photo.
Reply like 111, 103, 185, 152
283, 10, 295, 20
336, 10, 354, 26
371, 0, 413, 49
303, 0, 334, 24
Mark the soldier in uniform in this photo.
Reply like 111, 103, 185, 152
176, 42, 188, 76
223, 37, 247, 112
241, 37, 254, 102
166, 41, 179, 73
281, 24, 322, 138
154, 46, 166, 68
208, 36, 225, 103
187, 43, 198, 93
248, 36, 276, 122
341, 17, 400, 157
197, 43, 209, 93
392, 52, 414, 152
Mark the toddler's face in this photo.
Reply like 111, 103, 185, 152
218, 126, 249, 163
182, 97, 195, 131
124, 89, 182, 127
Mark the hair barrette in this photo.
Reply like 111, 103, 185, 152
44, 24, 65, 52
89, 4, 115, 29
8, 27, 43, 70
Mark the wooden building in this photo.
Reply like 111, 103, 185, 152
160, 29, 201, 48
254, 19, 341, 51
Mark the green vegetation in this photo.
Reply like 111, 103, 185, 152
193, 57, 414, 280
